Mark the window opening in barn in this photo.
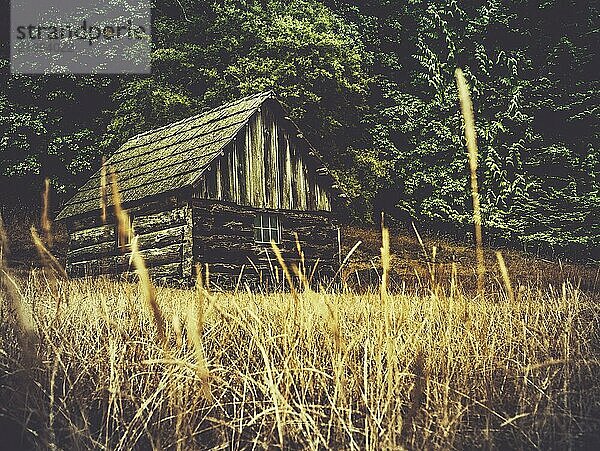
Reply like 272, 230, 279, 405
116, 214, 134, 249
254, 214, 281, 244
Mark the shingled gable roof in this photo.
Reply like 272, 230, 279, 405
57, 91, 278, 221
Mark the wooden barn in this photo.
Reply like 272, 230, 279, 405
56, 91, 344, 285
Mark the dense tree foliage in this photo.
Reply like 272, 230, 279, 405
0, 0, 597, 258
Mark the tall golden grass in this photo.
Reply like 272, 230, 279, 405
100, 156, 108, 224
41, 178, 53, 247
0, 266, 598, 449
455, 68, 485, 296
109, 166, 167, 344
1, 169, 599, 449
2, 189, 600, 449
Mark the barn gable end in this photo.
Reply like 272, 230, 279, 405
196, 99, 333, 211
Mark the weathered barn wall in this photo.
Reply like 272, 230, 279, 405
66, 196, 193, 282
195, 106, 332, 211
191, 199, 338, 284
61, 94, 341, 286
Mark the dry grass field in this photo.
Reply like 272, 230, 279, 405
1, 249, 600, 449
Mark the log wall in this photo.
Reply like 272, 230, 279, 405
65, 195, 339, 287
66, 198, 193, 282
191, 199, 338, 285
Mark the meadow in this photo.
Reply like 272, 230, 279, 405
1, 240, 600, 450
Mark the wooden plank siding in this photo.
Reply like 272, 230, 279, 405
195, 107, 332, 212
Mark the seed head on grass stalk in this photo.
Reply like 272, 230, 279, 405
0, 212, 9, 258
109, 168, 131, 251
110, 167, 166, 344
41, 178, 53, 247
204, 263, 210, 295
294, 232, 306, 278
455, 67, 485, 296
100, 156, 108, 224
291, 234, 311, 292
380, 222, 390, 301
496, 251, 515, 302
130, 236, 166, 344
194, 264, 207, 332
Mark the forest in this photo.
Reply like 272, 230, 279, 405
1, 0, 598, 260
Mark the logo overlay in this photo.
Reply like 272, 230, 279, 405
10, 0, 151, 74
